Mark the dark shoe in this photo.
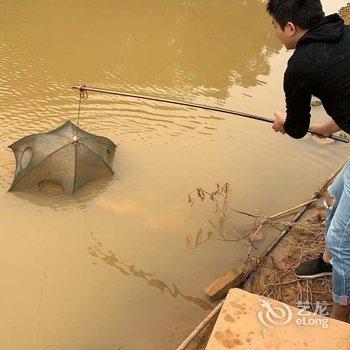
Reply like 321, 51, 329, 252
294, 254, 332, 279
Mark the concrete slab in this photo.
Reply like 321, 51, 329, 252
205, 267, 246, 301
206, 288, 350, 349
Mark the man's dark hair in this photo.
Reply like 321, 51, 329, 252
266, 0, 325, 29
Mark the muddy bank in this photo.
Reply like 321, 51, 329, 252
243, 198, 332, 314
182, 180, 334, 349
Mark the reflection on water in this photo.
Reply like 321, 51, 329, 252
0, 0, 281, 152
0, 0, 349, 349
11, 177, 115, 210
88, 233, 213, 311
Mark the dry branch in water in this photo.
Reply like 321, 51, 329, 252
187, 184, 255, 249
187, 183, 317, 270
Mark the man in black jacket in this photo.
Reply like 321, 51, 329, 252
267, 0, 350, 322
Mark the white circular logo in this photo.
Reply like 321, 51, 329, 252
257, 299, 293, 327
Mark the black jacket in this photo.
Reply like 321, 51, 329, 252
283, 14, 350, 138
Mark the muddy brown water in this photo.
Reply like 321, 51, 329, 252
0, 1, 349, 349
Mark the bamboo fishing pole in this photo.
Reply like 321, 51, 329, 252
72, 85, 349, 143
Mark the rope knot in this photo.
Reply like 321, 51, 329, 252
79, 85, 88, 100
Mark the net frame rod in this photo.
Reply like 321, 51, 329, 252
72, 85, 349, 143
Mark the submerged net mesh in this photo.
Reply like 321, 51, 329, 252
9, 120, 116, 194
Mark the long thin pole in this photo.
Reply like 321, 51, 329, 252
176, 301, 224, 350
72, 85, 349, 143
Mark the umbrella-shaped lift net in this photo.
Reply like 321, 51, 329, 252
9, 121, 116, 194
